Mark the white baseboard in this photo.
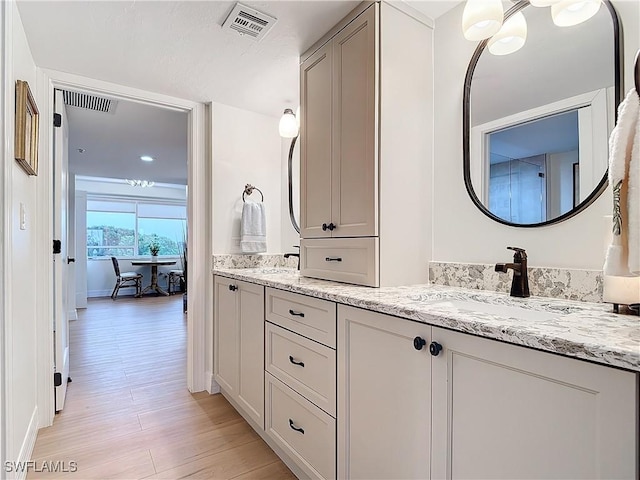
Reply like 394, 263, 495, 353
208, 373, 220, 394
13, 407, 38, 480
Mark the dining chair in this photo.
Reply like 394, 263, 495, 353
110, 257, 143, 300
167, 269, 184, 295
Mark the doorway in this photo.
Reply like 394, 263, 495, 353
37, 70, 211, 428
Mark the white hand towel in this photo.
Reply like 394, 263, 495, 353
240, 202, 267, 254
604, 88, 640, 276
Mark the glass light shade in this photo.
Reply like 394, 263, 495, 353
279, 108, 299, 138
488, 12, 527, 56
552, 0, 601, 27
529, 0, 559, 6
462, 0, 504, 41
295, 106, 300, 130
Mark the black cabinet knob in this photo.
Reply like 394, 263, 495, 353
228, 285, 238, 291
322, 223, 328, 231
413, 336, 426, 351
429, 341, 443, 356
328, 223, 336, 231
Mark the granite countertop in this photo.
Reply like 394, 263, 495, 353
213, 267, 640, 373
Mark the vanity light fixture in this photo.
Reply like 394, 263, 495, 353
140, 155, 154, 162
464, 0, 601, 56
125, 179, 155, 187
279, 108, 299, 138
551, 0, 602, 27
462, 0, 504, 41
488, 11, 527, 56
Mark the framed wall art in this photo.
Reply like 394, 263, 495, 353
15, 80, 39, 176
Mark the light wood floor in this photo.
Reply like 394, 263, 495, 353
29, 295, 295, 480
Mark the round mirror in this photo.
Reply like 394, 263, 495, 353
463, 0, 621, 227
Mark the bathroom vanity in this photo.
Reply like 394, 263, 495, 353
213, 268, 639, 480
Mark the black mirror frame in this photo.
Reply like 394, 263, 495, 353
462, 0, 622, 228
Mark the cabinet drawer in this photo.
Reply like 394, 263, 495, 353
266, 287, 336, 348
265, 373, 336, 480
266, 322, 336, 417
300, 237, 379, 287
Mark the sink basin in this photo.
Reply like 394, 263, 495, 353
432, 299, 560, 322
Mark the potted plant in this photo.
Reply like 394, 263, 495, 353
149, 242, 160, 256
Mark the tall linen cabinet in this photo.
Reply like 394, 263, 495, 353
299, 2, 433, 287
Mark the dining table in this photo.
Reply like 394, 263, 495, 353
130, 258, 177, 296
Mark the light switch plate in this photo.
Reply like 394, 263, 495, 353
19, 203, 26, 230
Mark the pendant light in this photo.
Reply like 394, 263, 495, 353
488, 11, 528, 56
279, 108, 298, 138
551, 0, 602, 27
462, 0, 504, 41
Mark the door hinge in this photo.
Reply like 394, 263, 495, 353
54, 372, 62, 387
53, 239, 61, 254
53, 113, 62, 128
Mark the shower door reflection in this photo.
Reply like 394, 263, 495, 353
489, 154, 546, 224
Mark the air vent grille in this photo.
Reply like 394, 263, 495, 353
62, 90, 117, 114
222, 3, 277, 42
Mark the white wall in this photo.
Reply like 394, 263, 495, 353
4, 0, 41, 470
432, 0, 639, 270
212, 102, 284, 254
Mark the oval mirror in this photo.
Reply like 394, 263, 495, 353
463, 0, 621, 227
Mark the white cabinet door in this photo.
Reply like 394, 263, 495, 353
301, 42, 333, 239
331, 5, 378, 238
214, 276, 265, 429
337, 305, 431, 480
214, 275, 239, 395
237, 281, 265, 429
431, 326, 638, 480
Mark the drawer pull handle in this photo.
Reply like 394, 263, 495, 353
289, 419, 305, 434
289, 309, 305, 317
325, 257, 342, 262
289, 355, 305, 367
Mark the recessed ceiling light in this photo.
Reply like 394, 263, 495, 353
140, 155, 154, 162
77, 148, 85, 154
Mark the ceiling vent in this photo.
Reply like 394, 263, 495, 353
62, 90, 117, 114
222, 3, 277, 42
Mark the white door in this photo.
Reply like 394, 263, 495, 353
53, 89, 70, 411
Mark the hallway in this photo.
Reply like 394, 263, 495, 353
29, 295, 294, 479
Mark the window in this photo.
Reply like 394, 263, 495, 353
87, 197, 186, 258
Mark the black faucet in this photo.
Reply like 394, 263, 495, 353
284, 246, 300, 270
495, 247, 530, 298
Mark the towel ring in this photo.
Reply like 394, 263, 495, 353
243, 184, 264, 202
